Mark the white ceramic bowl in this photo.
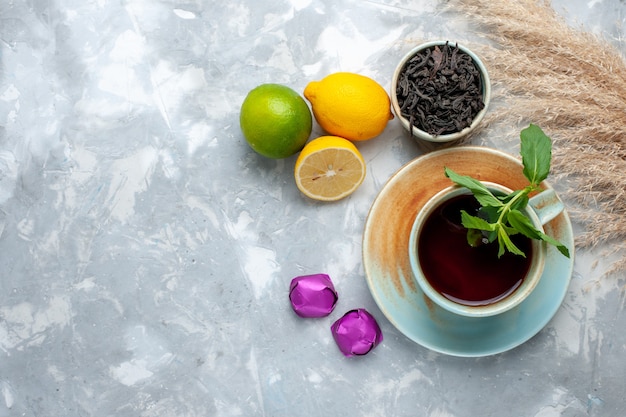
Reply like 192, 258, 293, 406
391, 41, 491, 143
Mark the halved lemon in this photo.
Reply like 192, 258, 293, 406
294, 136, 366, 201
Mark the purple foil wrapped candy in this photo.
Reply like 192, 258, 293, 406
331, 309, 383, 357
289, 274, 338, 318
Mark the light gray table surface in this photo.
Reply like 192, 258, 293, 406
1, 1, 625, 416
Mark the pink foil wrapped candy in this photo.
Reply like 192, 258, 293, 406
289, 274, 338, 318
331, 309, 383, 357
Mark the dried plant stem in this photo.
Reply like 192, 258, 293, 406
449, 0, 626, 272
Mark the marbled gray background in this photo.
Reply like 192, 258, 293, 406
0, 0, 624, 416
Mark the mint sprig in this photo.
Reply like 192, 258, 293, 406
444, 124, 570, 258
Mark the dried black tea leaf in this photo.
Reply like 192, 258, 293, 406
396, 42, 485, 136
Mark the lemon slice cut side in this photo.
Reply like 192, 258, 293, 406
294, 136, 366, 201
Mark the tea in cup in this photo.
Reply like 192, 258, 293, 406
408, 183, 564, 317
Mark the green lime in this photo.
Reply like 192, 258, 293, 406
240, 84, 312, 159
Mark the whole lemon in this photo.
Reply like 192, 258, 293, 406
304, 72, 394, 141
240, 84, 312, 159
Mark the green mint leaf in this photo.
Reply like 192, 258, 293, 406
536, 230, 571, 258
508, 210, 571, 258
507, 209, 543, 240
477, 206, 501, 227
444, 167, 502, 208
466, 229, 484, 247
502, 223, 520, 236
460, 211, 497, 247
460, 211, 496, 231
497, 230, 506, 257
520, 124, 552, 185
497, 226, 526, 258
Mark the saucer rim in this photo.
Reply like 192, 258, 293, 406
362, 146, 575, 357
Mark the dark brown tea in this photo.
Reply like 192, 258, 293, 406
418, 193, 533, 306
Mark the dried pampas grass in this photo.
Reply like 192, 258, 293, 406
449, 0, 626, 273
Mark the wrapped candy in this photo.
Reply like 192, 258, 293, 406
330, 308, 383, 357
289, 273, 338, 318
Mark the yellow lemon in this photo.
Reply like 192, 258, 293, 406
240, 84, 312, 159
304, 72, 393, 141
294, 135, 366, 201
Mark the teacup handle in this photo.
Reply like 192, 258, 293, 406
528, 188, 564, 225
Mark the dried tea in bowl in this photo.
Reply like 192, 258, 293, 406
396, 42, 486, 136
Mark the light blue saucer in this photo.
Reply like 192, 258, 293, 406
362, 146, 574, 357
